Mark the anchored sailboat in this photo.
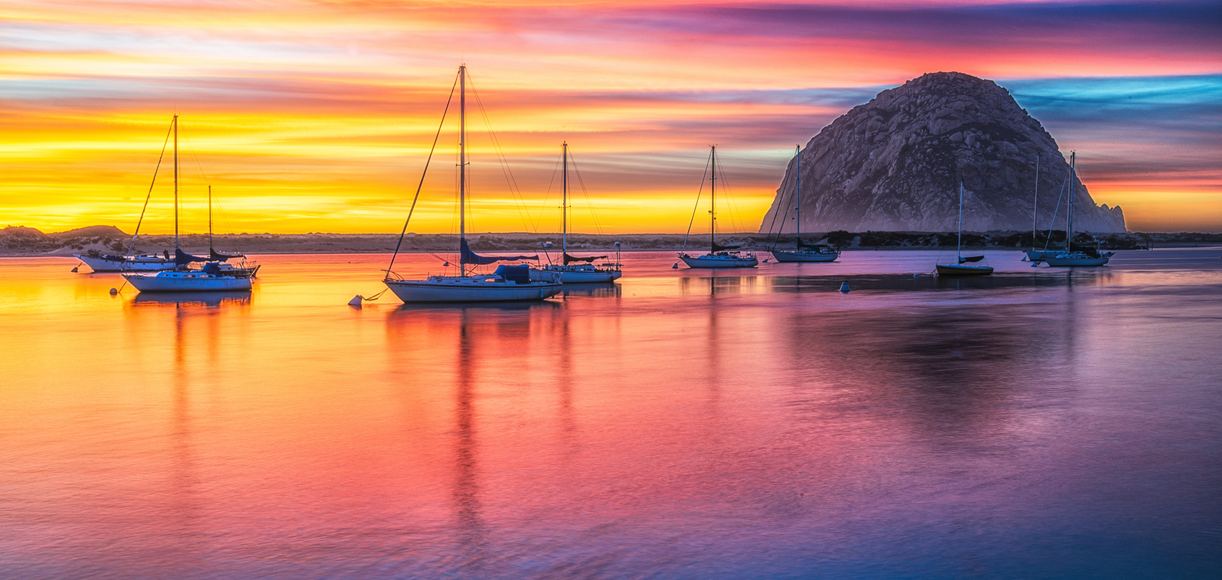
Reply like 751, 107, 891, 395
383, 66, 562, 303
530, 141, 622, 284
679, 145, 758, 269
123, 115, 252, 293
770, 145, 839, 263
75, 117, 181, 273
1041, 152, 1113, 267
1024, 154, 1061, 263
936, 182, 993, 276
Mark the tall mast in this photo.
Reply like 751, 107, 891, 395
458, 65, 467, 275
562, 141, 568, 259
794, 145, 801, 240
1032, 154, 1039, 249
173, 113, 179, 252
208, 184, 214, 254
710, 145, 717, 252
956, 182, 964, 262
1067, 151, 1075, 252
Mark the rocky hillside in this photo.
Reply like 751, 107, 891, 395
760, 72, 1126, 234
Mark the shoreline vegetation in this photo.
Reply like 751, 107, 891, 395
2, 225, 1220, 257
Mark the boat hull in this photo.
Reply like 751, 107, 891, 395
385, 278, 562, 303
1043, 253, 1111, 267
216, 263, 261, 278
936, 263, 994, 276
679, 253, 758, 269
1024, 249, 1061, 263
77, 254, 176, 272
771, 250, 839, 263
530, 266, 622, 284
124, 271, 253, 292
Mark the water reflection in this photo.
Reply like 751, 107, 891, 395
2, 252, 1221, 577
131, 291, 252, 308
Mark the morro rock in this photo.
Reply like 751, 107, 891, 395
760, 72, 1126, 234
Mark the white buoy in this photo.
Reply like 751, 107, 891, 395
108, 287, 119, 295
348, 295, 363, 307
839, 281, 851, 293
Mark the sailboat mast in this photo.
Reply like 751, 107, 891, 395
794, 145, 801, 240
173, 114, 179, 252
562, 141, 568, 259
208, 185, 213, 254
1032, 154, 1039, 249
458, 65, 467, 275
710, 145, 716, 252
957, 182, 964, 262
1067, 151, 1075, 252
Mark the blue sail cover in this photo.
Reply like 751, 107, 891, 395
460, 239, 537, 265
493, 264, 531, 284
175, 248, 209, 266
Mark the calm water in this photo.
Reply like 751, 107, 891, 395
2, 249, 1221, 577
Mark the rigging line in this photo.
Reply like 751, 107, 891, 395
714, 158, 743, 234
682, 151, 713, 251
130, 118, 175, 249
466, 74, 540, 233
386, 70, 459, 278
539, 153, 562, 262
763, 158, 797, 249
567, 151, 606, 237
1042, 178, 1069, 251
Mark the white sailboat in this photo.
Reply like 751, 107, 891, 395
383, 66, 562, 303
1024, 154, 1060, 263
936, 182, 993, 276
76, 117, 181, 273
530, 141, 622, 284
770, 145, 839, 263
679, 145, 758, 269
124, 115, 252, 293
1041, 152, 1113, 267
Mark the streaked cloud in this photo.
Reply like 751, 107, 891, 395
1, 1, 1219, 232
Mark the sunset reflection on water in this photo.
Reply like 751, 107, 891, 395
1, 250, 1220, 576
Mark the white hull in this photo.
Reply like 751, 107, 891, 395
1043, 252, 1111, 267
124, 271, 253, 292
771, 249, 839, 263
530, 266, 622, 284
680, 253, 758, 269
77, 254, 176, 272
386, 276, 561, 303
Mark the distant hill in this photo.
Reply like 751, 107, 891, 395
761, 72, 1126, 234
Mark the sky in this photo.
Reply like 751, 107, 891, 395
1, 0, 1220, 234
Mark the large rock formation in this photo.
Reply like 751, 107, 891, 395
760, 72, 1126, 233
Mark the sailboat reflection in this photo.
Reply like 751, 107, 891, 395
132, 290, 251, 308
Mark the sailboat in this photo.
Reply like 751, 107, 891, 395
1041, 152, 1113, 267
1024, 154, 1060, 263
936, 182, 993, 276
75, 117, 181, 273
205, 186, 260, 278
383, 66, 562, 303
679, 145, 758, 269
770, 145, 839, 263
530, 141, 622, 284
124, 115, 252, 293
